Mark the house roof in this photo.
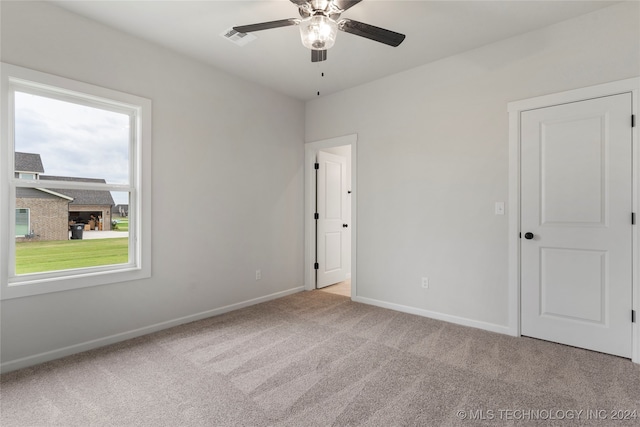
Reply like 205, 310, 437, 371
40, 176, 115, 206
12, 153, 114, 206
15, 152, 44, 174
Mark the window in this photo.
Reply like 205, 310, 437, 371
1, 63, 151, 299
15, 208, 30, 237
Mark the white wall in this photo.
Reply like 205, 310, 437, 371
305, 2, 640, 329
0, 1, 305, 369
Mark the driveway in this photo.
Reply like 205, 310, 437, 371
71, 230, 129, 240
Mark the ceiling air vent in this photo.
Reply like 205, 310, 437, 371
221, 27, 257, 46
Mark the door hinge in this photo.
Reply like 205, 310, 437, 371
314, 162, 319, 170
632, 310, 636, 323
632, 115, 636, 128
314, 212, 319, 220
633, 212, 636, 225
314, 262, 319, 270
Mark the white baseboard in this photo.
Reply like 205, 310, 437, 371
352, 296, 512, 336
1, 286, 304, 374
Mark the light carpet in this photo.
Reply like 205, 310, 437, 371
1, 291, 639, 426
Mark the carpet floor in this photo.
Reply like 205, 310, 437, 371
1, 291, 639, 426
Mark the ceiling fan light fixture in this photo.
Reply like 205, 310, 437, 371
299, 14, 338, 50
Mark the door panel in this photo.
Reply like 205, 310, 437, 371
521, 93, 632, 358
540, 248, 606, 323
316, 151, 348, 288
325, 161, 342, 219
541, 116, 605, 225
324, 232, 342, 271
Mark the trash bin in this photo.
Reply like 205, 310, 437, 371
70, 223, 84, 240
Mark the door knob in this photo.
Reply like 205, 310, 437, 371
343, 224, 348, 228
524, 232, 534, 240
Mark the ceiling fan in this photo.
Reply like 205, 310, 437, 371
233, 0, 406, 62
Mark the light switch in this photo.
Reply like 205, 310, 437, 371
495, 202, 505, 215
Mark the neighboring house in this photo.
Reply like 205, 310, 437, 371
15, 152, 115, 240
40, 175, 115, 231
16, 187, 72, 241
114, 204, 128, 217
14, 151, 43, 180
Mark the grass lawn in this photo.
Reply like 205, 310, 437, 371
16, 238, 128, 275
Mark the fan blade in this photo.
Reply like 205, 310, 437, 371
339, 19, 405, 47
234, 19, 299, 34
333, 0, 362, 12
311, 50, 327, 62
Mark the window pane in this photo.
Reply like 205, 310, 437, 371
15, 208, 29, 236
15, 191, 130, 275
111, 192, 130, 232
14, 91, 130, 185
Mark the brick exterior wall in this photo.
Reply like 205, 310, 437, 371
16, 197, 69, 241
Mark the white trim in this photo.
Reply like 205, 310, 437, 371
33, 188, 74, 201
508, 77, 640, 363
16, 179, 131, 193
507, 78, 640, 113
0, 62, 152, 300
304, 134, 357, 298
1, 286, 304, 373
507, 104, 521, 338
353, 296, 512, 336
9, 76, 140, 116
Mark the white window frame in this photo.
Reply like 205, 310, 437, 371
1, 63, 152, 299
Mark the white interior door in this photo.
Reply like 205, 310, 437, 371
521, 93, 633, 358
316, 151, 348, 288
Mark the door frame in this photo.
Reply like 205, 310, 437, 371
507, 77, 640, 363
304, 134, 357, 296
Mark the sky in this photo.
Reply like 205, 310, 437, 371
15, 92, 130, 204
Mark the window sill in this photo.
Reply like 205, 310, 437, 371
2, 265, 151, 300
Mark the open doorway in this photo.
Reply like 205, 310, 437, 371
318, 280, 351, 297
304, 135, 357, 298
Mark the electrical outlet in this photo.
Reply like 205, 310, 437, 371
421, 277, 429, 289
255, 269, 261, 281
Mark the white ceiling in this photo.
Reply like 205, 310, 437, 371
51, 0, 618, 101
